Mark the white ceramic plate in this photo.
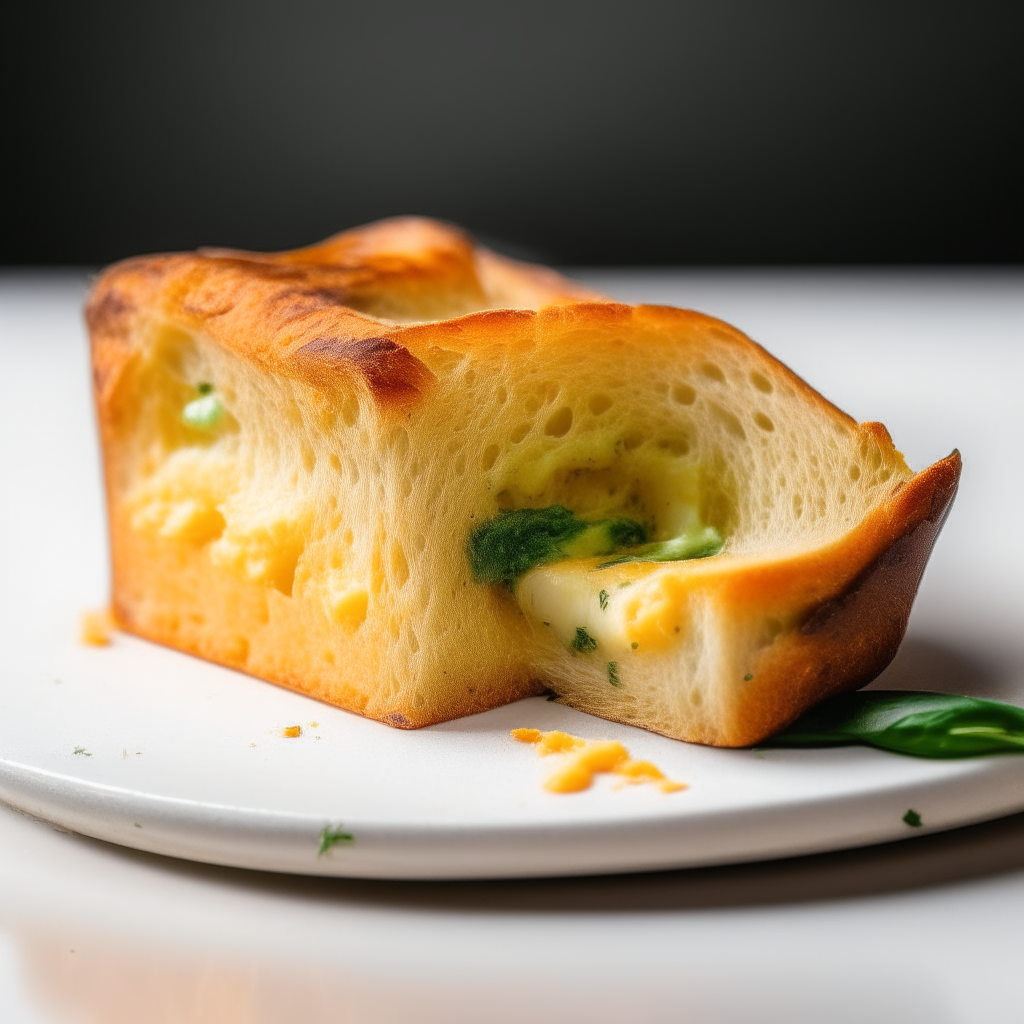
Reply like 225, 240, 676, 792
2, 273, 1023, 879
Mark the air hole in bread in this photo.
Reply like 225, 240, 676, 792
671, 383, 696, 405
701, 363, 726, 383
544, 407, 574, 437
657, 434, 691, 456
588, 394, 613, 415
754, 412, 775, 432
710, 404, 746, 440
539, 382, 560, 404
750, 371, 773, 394
341, 398, 359, 427
510, 422, 533, 443
391, 428, 410, 458
481, 444, 500, 471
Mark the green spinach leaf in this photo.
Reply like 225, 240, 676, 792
468, 506, 646, 589
765, 691, 1024, 759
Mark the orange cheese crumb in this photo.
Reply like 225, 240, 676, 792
510, 727, 541, 743
512, 728, 687, 794
282, 725, 302, 738
80, 608, 113, 646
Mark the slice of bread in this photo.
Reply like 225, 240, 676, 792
87, 217, 960, 746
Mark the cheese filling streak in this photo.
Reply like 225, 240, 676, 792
469, 505, 724, 670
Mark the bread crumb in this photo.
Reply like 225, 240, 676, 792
512, 728, 687, 794
80, 608, 113, 646
282, 725, 302, 738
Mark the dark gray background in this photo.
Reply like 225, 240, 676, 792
4, 0, 1021, 265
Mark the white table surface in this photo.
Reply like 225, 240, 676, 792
1, 268, 1023, 1023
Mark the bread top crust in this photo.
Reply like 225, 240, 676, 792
86, 216, 854, 435
87, 217, 605, 408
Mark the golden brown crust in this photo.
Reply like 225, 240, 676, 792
87, 217, 606, 418
720, 449, 961, 745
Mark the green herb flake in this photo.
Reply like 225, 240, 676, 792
764, 691, 1024, 759
72, 746, 92, 757
744, 673, 754, 681
197, 381, 214, 395
599, 589, 610, 611
608, 661, 621, 687
631, 642, 639, 650
182, 388, 224, 430
317, 824, 354, 857
903, 809, 922, 827
597, 525, 724, 569
571, 627, 598, 653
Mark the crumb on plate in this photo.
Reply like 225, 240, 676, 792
80, 608, 114, 646
511, 728, 686, 794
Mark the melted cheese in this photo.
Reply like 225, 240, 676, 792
517, 559, 699, 655
511, 728, 686, 794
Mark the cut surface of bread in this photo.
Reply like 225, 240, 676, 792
87, 217, 960, 746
